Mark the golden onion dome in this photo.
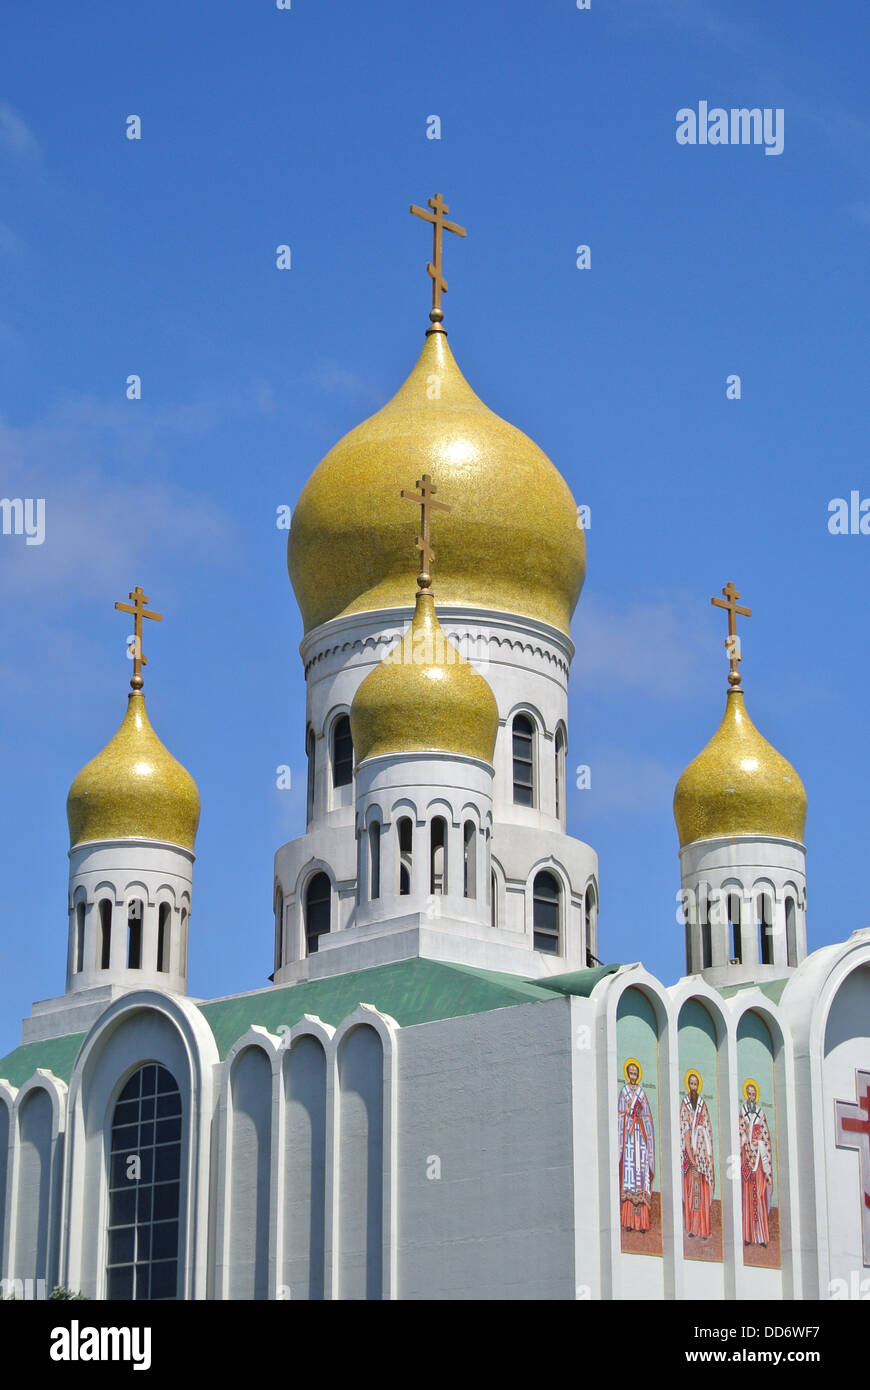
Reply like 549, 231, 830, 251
288, 331, 586, 635
673, 689, 807, 848
67, 692, 200, 850
350, 590, 499, 765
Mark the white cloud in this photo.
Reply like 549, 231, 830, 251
0, 101, 40, 163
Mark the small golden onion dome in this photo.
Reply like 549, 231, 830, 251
350, 591, 499, 765
289, 332, 586, 634
67, 692, 200, 850
673, 690, 807, 848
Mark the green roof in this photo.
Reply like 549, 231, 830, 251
719, 977, 790, 1004
0, 1032, 87, 1088
0, 958, 624, 1078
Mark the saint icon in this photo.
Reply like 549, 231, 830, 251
739, 1079, 773, 1246
618, 1058, 655, 1232
680, 1070, 714, 1239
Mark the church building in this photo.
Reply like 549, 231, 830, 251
1, 196, 868, 1301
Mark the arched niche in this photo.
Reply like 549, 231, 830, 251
736, 1010, 781, 1270
677, 998, 722, 1263
615, 987, 662, 1256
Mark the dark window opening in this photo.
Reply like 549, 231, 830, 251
512, 715, 534, 806
305, 873, 331, 955
533, 871, 560, 954
332, 716, 353, 788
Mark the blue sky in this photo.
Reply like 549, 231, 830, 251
1, 0, 868, 1054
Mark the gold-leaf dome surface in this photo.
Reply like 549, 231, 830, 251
350, 591, 499, 765
673, 690, 807, 848
67, 692, 200, 850
288, 332, 586, 634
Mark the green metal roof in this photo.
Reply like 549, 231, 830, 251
0, 958, 624, 1078
719, 977, 789, 1004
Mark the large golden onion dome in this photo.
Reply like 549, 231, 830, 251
350, 590, 499, 765
673, 689, 807, 848
67, 692, 200, 850
288, 331, 586, 634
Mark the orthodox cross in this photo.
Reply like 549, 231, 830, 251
409, 192, 466, 332
711, 581, 752, 689
401, 473, 451, 591
114, 585, 162, 691
835, 1070, 870, 1266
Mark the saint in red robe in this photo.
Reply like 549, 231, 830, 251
680, 1092, 714, 1238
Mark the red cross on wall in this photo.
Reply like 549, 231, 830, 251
835, 1069, 870, 1266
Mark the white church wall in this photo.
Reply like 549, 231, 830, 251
822, 963, 870, 1292
282, 1032, 328, 1299
5, 1072, 65, 1293
0, 1083, 11, 1282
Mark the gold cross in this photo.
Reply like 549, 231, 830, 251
409, 192, 466, 332
711, 581, 752, 689
401, 473, 451, 590
114, 585, 162, 691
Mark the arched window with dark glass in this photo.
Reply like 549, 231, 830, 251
512, 715, 534, 806
99, 898, 113, 970
274, 886, 284, 970
305, 873, 331, 955
332, 716, 353, 789
785, 896, 797, 966
728, 892, 742, 964
127, 899, 143, 969
490, 869, 498, 928
368, 822, 381, 900
74, 901, 85, 974
157, 903, 171, 973
555, 728, 565, 821
306, 728, 316, 823
757, 893, 774, 965
533, 871, 560, 954
397, 816, 412, 896
584, 882, 597, 964
430, 817, 447, 894
180, 908, 188, 976
106, 1063, 183, 1300
463, 821, 476, 898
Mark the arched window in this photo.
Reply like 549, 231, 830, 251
785, 896, 797, 966
306, 728, 315, 823
180, 908, 188, 976
332, 716, 353, 789
533, 871, 560, 953
490, 869, 498, 928
699, 883, 713, 970
555, 728, 565, 821
74, 902, 85, 974
728, 892, 742, 964
430, 817, 447, 894
305, 873, 331, 955
463, 821, 477, 898
98, 898, 113, 970
512, 715, 534, 806
157, 903, 171, 973
106, 1063, 183, 1300
368, 822, 381, 900
397, 816, 412, 896
757, 893, 774, 965
127, 899, 143, 969
584, 882, 597, 965
274, 887, 284, 970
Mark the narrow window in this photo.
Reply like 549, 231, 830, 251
180, 909, 188, 976
533, 871, 560, 953
397, 816, 412, 896
785, 897, 797, 966
555, 728, 565, 821
106, 1063, 183, 1300
699, 884, 713, 969
74, 902, 85, 974
274, 887, 284, 970
728, 893, 742, 964
758, 894, 774, 965
305, 873, 331, 955
127, 899, 143, 970
306, 728, 315, 822
430, 817, 447, 894
584, 883, 597, 962
463, 821, 476, 898
512, 715, 534, 806
490, 869, 497, 928
332, 715, 353, 788
99, 899, 113, 970
368, 822, 381, 900
157, 903, 171, 973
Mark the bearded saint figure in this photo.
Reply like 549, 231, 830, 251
739, 1080, 774, 1246
680, 1071, 715, 1239
618, 1059, 655, 1231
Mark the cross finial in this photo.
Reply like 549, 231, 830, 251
711, 581, 752, 690
114, 585, 162, 692
400, 473, 451, 592
409, 193, 467, 335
